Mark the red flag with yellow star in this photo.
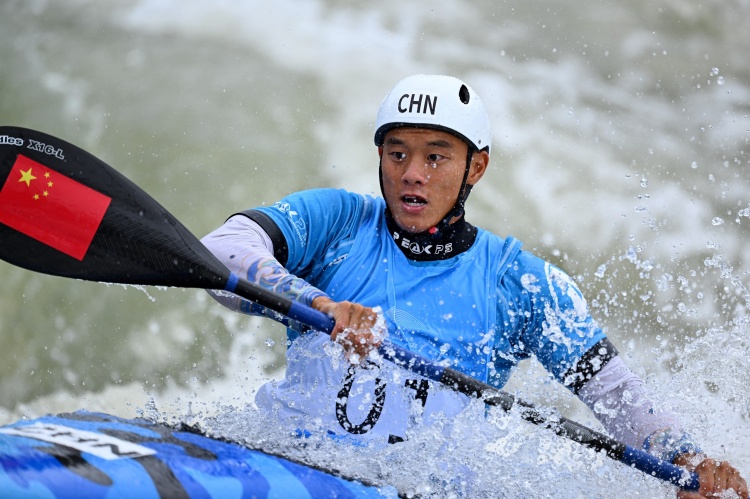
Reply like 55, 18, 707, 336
0, 154, 111, 260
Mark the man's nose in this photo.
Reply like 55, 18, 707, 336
401, 158, 430, 184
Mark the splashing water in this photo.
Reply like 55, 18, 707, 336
0, 0, 748, 494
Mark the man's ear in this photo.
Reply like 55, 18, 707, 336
467, 150, 489, 186
377, 145, 383, 159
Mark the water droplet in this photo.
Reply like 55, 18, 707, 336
711, 217, 724, 226
265, 338, 276, 347
717, 76, 725, 85
594, 264, 607, 278
710, 67, 720, 76
690, 161, 698, 169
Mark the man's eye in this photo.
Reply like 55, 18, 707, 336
391, 152, 406, 160
427, 154, 443, 162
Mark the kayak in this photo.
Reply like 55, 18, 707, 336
0, 411, 396, 498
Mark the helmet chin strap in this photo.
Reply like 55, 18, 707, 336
430, 145, 475, 235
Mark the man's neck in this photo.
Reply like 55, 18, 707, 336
384, 209, 477, 261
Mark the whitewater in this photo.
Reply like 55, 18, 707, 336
0, 0, 748, 496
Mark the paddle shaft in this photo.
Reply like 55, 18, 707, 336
225, 275, 699, 491
0, 127, 698, 491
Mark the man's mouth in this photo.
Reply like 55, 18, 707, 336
402, 195, 427, 207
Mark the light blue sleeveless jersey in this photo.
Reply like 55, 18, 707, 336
255, 188, 606, 389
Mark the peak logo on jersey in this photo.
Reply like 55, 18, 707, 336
392, 231, 452, 256
397, 93, 437, 115
0, 154, 111, 260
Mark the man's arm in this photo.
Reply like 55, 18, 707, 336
201, 215, 383, 361
505, 252, 746, 497
578, 357, 747, 498
201, 214, 329, 311
577, 356, 696, 458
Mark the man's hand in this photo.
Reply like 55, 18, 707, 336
312, 297, 385, 363
675, 453, 748, 498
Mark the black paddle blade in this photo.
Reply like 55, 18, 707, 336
0, 126, 229, 289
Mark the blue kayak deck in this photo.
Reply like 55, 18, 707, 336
0, 411, 397, 498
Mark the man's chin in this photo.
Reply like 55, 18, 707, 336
389, 205, 443, 233
393, 217, 432, 234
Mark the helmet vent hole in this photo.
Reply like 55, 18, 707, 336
459, 85, 470, 104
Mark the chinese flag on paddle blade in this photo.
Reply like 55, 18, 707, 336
0, 154, 111, 261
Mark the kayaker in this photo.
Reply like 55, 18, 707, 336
201, 74, 747, 498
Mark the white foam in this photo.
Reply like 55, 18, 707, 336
1, 1, 748, 494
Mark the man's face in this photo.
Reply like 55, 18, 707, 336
379, 127, 487, 234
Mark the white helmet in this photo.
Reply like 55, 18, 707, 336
374, 74, 491, 154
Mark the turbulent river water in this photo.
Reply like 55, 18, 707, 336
1, 0, 748, 496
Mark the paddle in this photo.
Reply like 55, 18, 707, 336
0, 126, 699, 491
